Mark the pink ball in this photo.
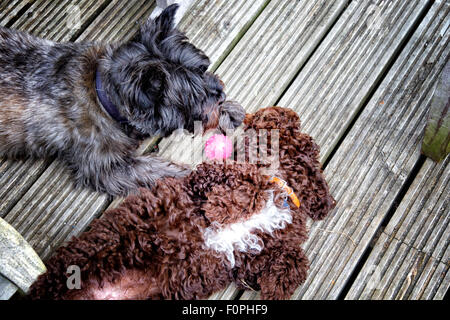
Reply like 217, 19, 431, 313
205, 134, 233, 160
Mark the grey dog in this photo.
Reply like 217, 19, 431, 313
0, 4, 245, 196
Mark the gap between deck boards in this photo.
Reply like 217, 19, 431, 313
326, 0, 435, 298
337, 154, 428, 299
322, 0, 434, 170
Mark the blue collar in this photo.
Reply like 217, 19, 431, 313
95, 70, 129, 126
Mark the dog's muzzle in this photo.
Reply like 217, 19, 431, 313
218, 101, 246, 131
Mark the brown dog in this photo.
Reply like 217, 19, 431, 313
28, 106, 335, 300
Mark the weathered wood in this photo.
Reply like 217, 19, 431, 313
422, 60, 450, 162
214, 0, 348, 113
77, 0, 156, 42
0, 0, 30, 27
278, 0, 435, 163
346, 156, 449, 299
240, 0, 449, 300
11, 0, 112, 42
0, 0, 270, 299
0, 218, 46, 296
0, 275, 17, 300
178, 0, 272, 72
0, 158, 50, 218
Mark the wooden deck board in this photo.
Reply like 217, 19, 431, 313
11, 0, 111, 42
384, 159, 449, 262
211, 0, 347, 114
0, 158, 49, 218
241, 0, 448, 300
278, 0, 433, 162
346, 156, 449, 299
0, 0, 30, 26
0, 0, 271, 299
77, 0, 155, 42
178, 0, 271, 71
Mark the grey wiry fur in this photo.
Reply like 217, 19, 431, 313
0, 5, 245, 196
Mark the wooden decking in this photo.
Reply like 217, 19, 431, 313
0, 0, 448, 300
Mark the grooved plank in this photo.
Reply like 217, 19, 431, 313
157, 0, 347, 169
0, 0, 270, 299
384, 158, 449, 262
279, 0, 434, 162
11, 0, 111, 42
241, 0, 449, 300
0, 158, 49, 218
0, 0, 30, 26
346, 156, 449, 299
77, 0, 156, 42
215, 0, 347, 111
179, 0, 271, 71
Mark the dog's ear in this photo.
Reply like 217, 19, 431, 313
154, 4, 178, 35
136, 4, 178, 45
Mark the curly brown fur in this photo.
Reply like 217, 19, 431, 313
28, 106, 335, 300
243, 106, 335, 220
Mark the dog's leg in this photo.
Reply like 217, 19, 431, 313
68, 154, 192, 196
257, 245, 309, 300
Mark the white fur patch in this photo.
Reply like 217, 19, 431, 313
203, 192, 292, 267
